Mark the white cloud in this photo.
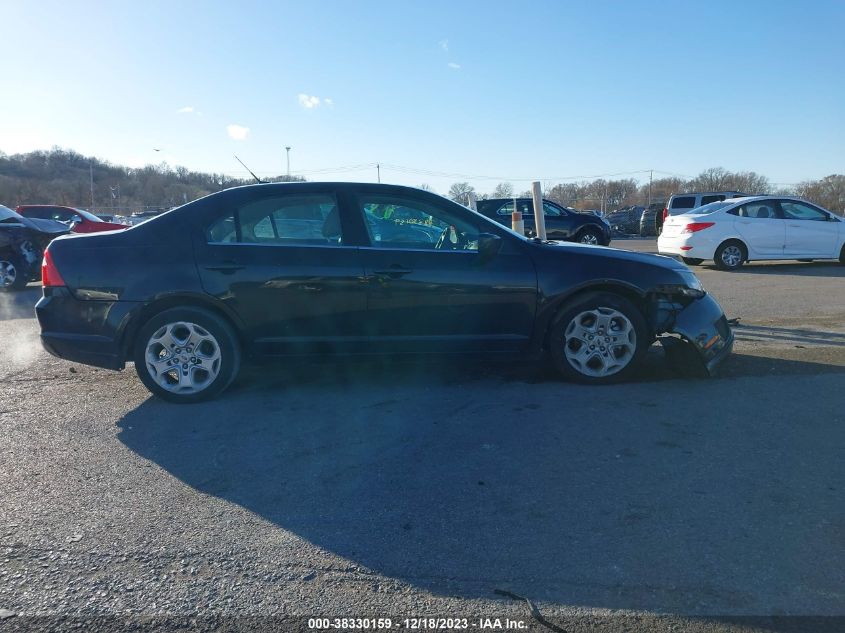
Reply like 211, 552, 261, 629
448, 62, 461, 70
439, 39, 449, 52
298, 93, 321, 109
226, 124, 250, 140
177, 106, 195, 114
324, 98, 334, 107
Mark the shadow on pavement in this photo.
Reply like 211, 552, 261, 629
700, 261, 845, 277
116, 351, 845, 617
733, 324, 845, 348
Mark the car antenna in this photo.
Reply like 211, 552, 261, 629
234, 155, 265, 184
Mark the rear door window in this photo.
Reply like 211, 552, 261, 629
734, 202, 780, 219
670, 196, 695, 209
206, 193, 343, 245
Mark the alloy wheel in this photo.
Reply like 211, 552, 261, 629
144, 321, 222, 394
0, 261, 17, 288
579, 232, 599, 245
563, 307, 637, 377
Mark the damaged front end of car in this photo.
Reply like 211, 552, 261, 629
646, 271, 734, 377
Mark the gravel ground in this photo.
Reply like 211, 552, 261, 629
1, 246, 843, 632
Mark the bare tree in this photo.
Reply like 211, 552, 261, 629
448, 182, 476, 206
795, 174, 845, 215
492, 182, 514, 198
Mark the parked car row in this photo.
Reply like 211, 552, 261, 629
476, 198, 612, 245
658, 195, 845, 269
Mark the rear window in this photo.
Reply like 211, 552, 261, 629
670, 196, 695, 209
700, 195, 725, 205
688, 201, 733, 215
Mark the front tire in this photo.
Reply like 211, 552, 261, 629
714, 241, 746, 271
548, 292, 649, 384
133, 307, 241, 403
0, 257, 28, 292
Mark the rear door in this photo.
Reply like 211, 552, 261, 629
730, 200, 786, 258
778, 200, 839, 258
195, 190, 369, 354
352, 189, 538, 353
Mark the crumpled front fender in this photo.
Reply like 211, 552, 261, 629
660, 293, 734, 376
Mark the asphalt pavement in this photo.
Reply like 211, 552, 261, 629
1, 242, 843, 632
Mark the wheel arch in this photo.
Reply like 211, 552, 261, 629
715, 237, 749, 261
538, 282, 648, 350
120, 293, 246, 361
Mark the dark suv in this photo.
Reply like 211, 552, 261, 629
476, 198, 611, 246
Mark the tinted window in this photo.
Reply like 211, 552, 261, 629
780, 201, 828, 221
734, 202, 779, 219
670, 196, 695, 209
359, 194, 480, 250
543, 202, 566, 216
700, 195, 725, 205
496, 201, 534, 216
206, 194, 342, 245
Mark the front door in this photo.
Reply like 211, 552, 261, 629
195, 190, 368, 354
778, 200, 839, 258
352, 190, 538, 353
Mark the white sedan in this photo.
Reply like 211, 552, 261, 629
657, 196, 845, 270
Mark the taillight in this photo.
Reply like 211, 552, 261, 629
662, 208, 668, 222
681, 222, 715, 234
42, 249, 66, 287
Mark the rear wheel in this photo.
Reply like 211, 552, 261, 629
682, 257, 704, 266
714, 241, 746, 271
840, 244, 845, 264
548, 292, 649, 384
575, 227, 602, 245
133, 307, 241, 403
0, 257, 28, 292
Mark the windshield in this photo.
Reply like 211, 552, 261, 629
73, 208, 104, 222
683, 201, 734, 215
0, 204, 25, 223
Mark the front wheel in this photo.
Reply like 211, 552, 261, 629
575, 227, 602, 245
548, 292, 649, 384
133, 307, 241, 403
0, 257, 29, 292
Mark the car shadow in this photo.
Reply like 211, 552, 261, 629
699, 261, 845, 277
0, 286, 41, 320
116, 351, 845, 616
733, 324, 845, 348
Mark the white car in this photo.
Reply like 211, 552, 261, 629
658, 196, 845, 270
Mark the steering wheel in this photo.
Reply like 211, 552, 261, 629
435, 225, 468, 250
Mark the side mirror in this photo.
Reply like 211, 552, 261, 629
478, 233, 502, 261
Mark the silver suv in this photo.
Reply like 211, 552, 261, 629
657, 191, 748, 234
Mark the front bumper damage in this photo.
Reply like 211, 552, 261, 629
652, 293, 734, 377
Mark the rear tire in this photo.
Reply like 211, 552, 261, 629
575, 227, 602, 245
133, 307, 241, 403
714, 241, 746, 271
839, 244, 845, 264
548, 292, 649, 384
682, 257, 704, 266
0, 257, 28, 292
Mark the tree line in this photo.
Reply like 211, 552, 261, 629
444, 168, 845, 216
0, 148, 301, 213
1, 148, 841, 217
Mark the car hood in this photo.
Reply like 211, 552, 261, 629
539, 239, 689, 271
25, 217, 72, 234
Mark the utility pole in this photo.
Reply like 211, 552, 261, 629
376, 163, 381, 183
89, 163, 95, 211
285, 146, 291, 178
648, 169, 653, 207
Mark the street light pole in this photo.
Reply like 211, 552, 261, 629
285, 146, 291, 179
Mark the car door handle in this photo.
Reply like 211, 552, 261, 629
373, 266, 413, 278
204, 262, 245, 274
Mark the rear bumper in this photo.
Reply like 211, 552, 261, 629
35, 287, 137, 370
665, 293, 734, 375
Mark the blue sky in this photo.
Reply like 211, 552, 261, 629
1, 0, 843, 193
